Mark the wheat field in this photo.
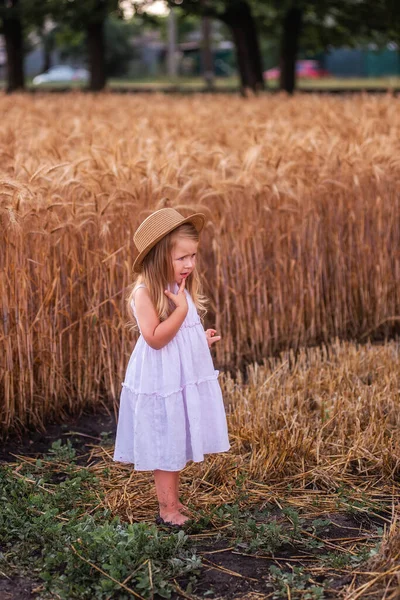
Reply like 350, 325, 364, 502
1, 91, 400, 433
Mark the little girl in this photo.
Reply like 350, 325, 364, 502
113, 207, 230, 528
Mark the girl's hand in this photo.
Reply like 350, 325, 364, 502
164, 277, 188, 312
205, 328, 221, 348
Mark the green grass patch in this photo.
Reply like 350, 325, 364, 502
1, 75, 400, 93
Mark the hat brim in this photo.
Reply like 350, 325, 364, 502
133, 212, 206, 273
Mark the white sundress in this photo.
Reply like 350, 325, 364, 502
112, 281, 231, 471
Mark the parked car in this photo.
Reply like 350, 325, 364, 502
263, 60, 329, 81
32, 65, 89, 85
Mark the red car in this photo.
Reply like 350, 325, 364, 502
263, 60, 329, 81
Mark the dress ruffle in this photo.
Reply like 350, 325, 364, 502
121, 370, 220, 399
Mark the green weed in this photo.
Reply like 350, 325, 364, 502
0, 440, 201, 599
269, 564, 326, 599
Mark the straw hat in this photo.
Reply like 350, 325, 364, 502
133, 207, 206, 273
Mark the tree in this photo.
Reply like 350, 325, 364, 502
279, 3, 302, 93
49, 0, 119, 90
220, 1, 264, 93
0, 0, 25, 92
1, 0, 119, 91
135, 0, 265, 94
201, 14, 214, 90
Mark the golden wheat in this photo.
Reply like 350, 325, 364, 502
1, 92, 400, 434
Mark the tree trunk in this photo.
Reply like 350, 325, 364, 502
42, 33, 53, 73
279, 6, 302, 94
167, 6, 177, 77
87, 20, 106, 91
222, 1, 264, 94
1, 0, 25, 92
201, 16, 214, 90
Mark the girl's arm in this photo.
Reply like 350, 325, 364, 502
134, 280, 188, 350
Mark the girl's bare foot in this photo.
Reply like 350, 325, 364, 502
159, 509, 190, 525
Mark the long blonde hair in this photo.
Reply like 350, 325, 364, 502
126, 223, 208, 331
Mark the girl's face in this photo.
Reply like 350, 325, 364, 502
171, 237, 199, 285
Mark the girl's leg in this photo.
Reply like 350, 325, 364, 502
174, 472, 194, 514
175, 471, 188, 512
154, 469, 190, 525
